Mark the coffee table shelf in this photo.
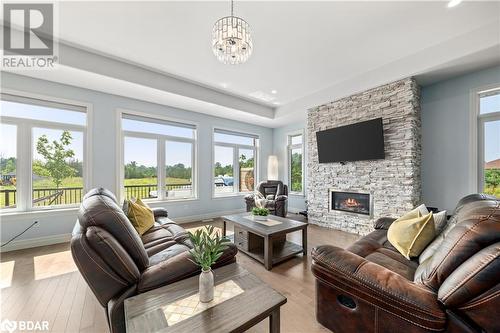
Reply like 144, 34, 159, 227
222, 213, 308, 270
228, 234, 304, 266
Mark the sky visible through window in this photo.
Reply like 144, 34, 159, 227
124, 137, 157, 167
1, 100, 85, 125
122, 118, 194, 167
0, 124, 16, 159
0, 102, 84, 161
481, 93, 500, 163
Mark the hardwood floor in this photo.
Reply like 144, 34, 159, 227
0, 214, 360, 333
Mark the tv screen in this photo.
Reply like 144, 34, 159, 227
316, 118, 385, 163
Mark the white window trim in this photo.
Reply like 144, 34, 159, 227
211, 126, 259, 198
286, 129, 305, 196
469, 84, 500, 193
0, 89, 93, 214
116, 108, 199, 203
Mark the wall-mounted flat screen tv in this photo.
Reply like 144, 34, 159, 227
316, 118, 385, 163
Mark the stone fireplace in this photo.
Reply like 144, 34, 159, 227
307, 78, 421, 235
330, 190, 372, 217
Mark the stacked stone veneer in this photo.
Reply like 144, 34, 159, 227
307, 78, 421, 235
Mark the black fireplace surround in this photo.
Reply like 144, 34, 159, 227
331, 191, 371, 216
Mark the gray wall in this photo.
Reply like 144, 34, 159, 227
272, 122, 307, 212
0, 72, 273, 248
421, 65, 500, 212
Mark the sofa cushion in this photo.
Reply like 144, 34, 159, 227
148, 243, 192, 266
347, 229, 418, 280
138, 243, 238, 293
142, 223, 189, 256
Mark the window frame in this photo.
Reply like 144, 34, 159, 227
287, 130, 305, 196
212, 127, 259, 198
473, 87, 500, 194
0, 89, 92, 214
117, 109, 198, 203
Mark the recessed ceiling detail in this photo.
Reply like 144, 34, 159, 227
249, 91, 276, 103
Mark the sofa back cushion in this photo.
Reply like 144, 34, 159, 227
257, 180, 285, 198
414, 195, 499, 291
78, 188, 149, 271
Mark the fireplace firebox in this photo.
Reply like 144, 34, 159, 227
330, 190, 372, 216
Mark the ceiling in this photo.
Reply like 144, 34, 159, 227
4, 1, 500, 127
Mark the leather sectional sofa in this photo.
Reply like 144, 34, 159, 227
71, 188, 237, 333
312, 194, 499, 333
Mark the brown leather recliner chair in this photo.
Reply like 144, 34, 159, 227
244, 180, 288, 217
312, 194, 499, 333
71, 188, 237, 333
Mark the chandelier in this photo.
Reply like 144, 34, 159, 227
212, 0, 253, 65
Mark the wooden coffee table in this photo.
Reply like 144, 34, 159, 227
222, 213, 308, 270
124, 263, 286, 333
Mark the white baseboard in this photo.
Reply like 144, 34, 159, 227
288, 206, 306, 214
0, 233, 72, 253
172, 208, 246, 224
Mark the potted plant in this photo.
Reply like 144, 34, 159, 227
252, 207, 269, 221
188, 225, 230, 303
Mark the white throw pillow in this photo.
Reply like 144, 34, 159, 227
415, 204, 429, 217
433, 210, 448, 234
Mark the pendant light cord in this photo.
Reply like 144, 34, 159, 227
231, 0, 234, 17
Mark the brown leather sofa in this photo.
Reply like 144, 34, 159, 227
244, 180, 288, 217
71, 188, 237, 333
312, 194, 499, 333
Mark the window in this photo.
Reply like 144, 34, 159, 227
287, 132, 304, 194
121, 113, 196, 201
213, 129, 258, 196
478, 88, 500, 198
0, 93, 88, 211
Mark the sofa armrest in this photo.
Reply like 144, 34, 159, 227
152, 207, 168, 218
373, 217, 396, 230
275, 194, 288, 202
311, 245, 446, 330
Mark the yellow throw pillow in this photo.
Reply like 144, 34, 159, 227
393, 204, 428, 223
388, 211, 436, 260
126, 198, 154, 236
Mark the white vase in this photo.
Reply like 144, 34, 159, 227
199, 268, 214, 303
253, 215, 267, 221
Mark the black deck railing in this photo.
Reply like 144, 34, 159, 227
0, 183, 193, 208
124, 183, 192, 199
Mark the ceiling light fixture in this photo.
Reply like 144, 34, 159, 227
212, 0, 253, 65
271, 90, 277, 94
447, 0, 463, 8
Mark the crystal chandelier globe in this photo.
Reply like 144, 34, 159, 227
212, 0, 253, 65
